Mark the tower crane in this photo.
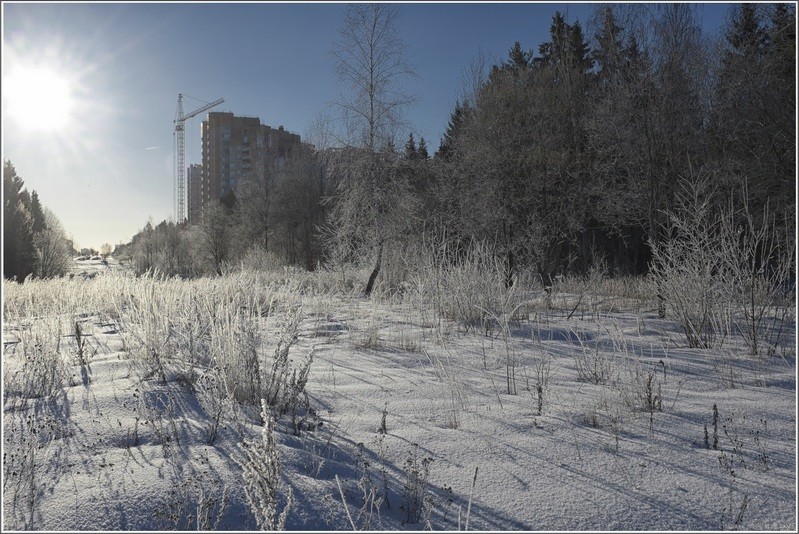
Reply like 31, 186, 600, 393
174, 93, 224, 223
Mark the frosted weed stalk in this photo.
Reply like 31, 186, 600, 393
423, 346, 467, 429
116, 274, 182, 384
573, 324, 616, 385
480, 287, 528, 396
262, 301, 310, 416
4, 315, 68, 400
2, 408, 63, 530
235, 400, 293, 530
401, 443, 433, 526
432, 239, 508, 333
337, 442, 385, 530
572, 321, 678, 438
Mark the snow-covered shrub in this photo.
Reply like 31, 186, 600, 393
235, 400, 292, 530
407, 235, 514, 333
440, 241, 510, 332
717, 194, 795, 357
649, 175, 731, 349
194, 366, 237, 445
211, 306, 263, 405
573, 328, 617, 385
262, 303, 306, 411
117, 275, 180, 383
239, 245, 285, 273
4, 316, 68, 399
651, 174, 795, 354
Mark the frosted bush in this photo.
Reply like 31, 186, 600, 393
649, 176, 731, 349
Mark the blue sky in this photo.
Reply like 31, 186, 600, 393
2, 2, 732, 250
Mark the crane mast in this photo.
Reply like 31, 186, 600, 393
174, 93, 224, 223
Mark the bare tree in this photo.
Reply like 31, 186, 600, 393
201, 202, 235, 276
329, 3, 418, 296
237, 128, 282, 253
271, 144, 326, 269
456, 45, 491, 107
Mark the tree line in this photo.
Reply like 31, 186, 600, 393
322, 3, 794, 294
105, 4, 799, 291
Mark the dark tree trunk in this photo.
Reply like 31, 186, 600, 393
505, 248, 515, 289
364, 241, 383, 296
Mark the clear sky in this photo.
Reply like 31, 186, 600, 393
2, 2, 732, 251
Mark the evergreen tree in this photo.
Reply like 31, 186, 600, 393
383, 137, 397, 155
507, 41, 531, 71
769, 3, 796, 106
30, 190, 47, 233
711, 3, 794, 222
435, 100, 470, 160
593, 6, 624, 83
771, 3, 796, 57
3, 161, 36, 281
729, 3, 768, 55
768, 3, 795, 112
585, 10, 662, 274
538, 12, 568, 66
568, 20, 593, 72
404, 133, 418, 160
417, 137, 429, 160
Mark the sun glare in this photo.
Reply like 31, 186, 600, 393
4, 66, 74, 132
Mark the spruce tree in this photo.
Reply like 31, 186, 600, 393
593, 7, 624, 83
712, 3, 793, 222
383, 137, 397, 155
30, 190, 47, 233
568, 20, 592, 73
417, 137, 429, 160
435, 101, 470, 161
729, 3, 767, 55
507, 41, 531, 71
538, 12, 568, 65
404, 133, 417, 160
769, 3, 795, 100
3, 161, 36, 281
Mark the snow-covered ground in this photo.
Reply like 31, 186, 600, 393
2, 269, 796, 531
68, 255, 124, 279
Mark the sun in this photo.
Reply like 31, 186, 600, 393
4, 65, 75, 132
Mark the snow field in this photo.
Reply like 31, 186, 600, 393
2, 269, 796, 530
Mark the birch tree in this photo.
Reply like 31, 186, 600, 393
329, 3, 417, 296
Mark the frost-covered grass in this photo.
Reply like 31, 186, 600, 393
2, 267, 796, 531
